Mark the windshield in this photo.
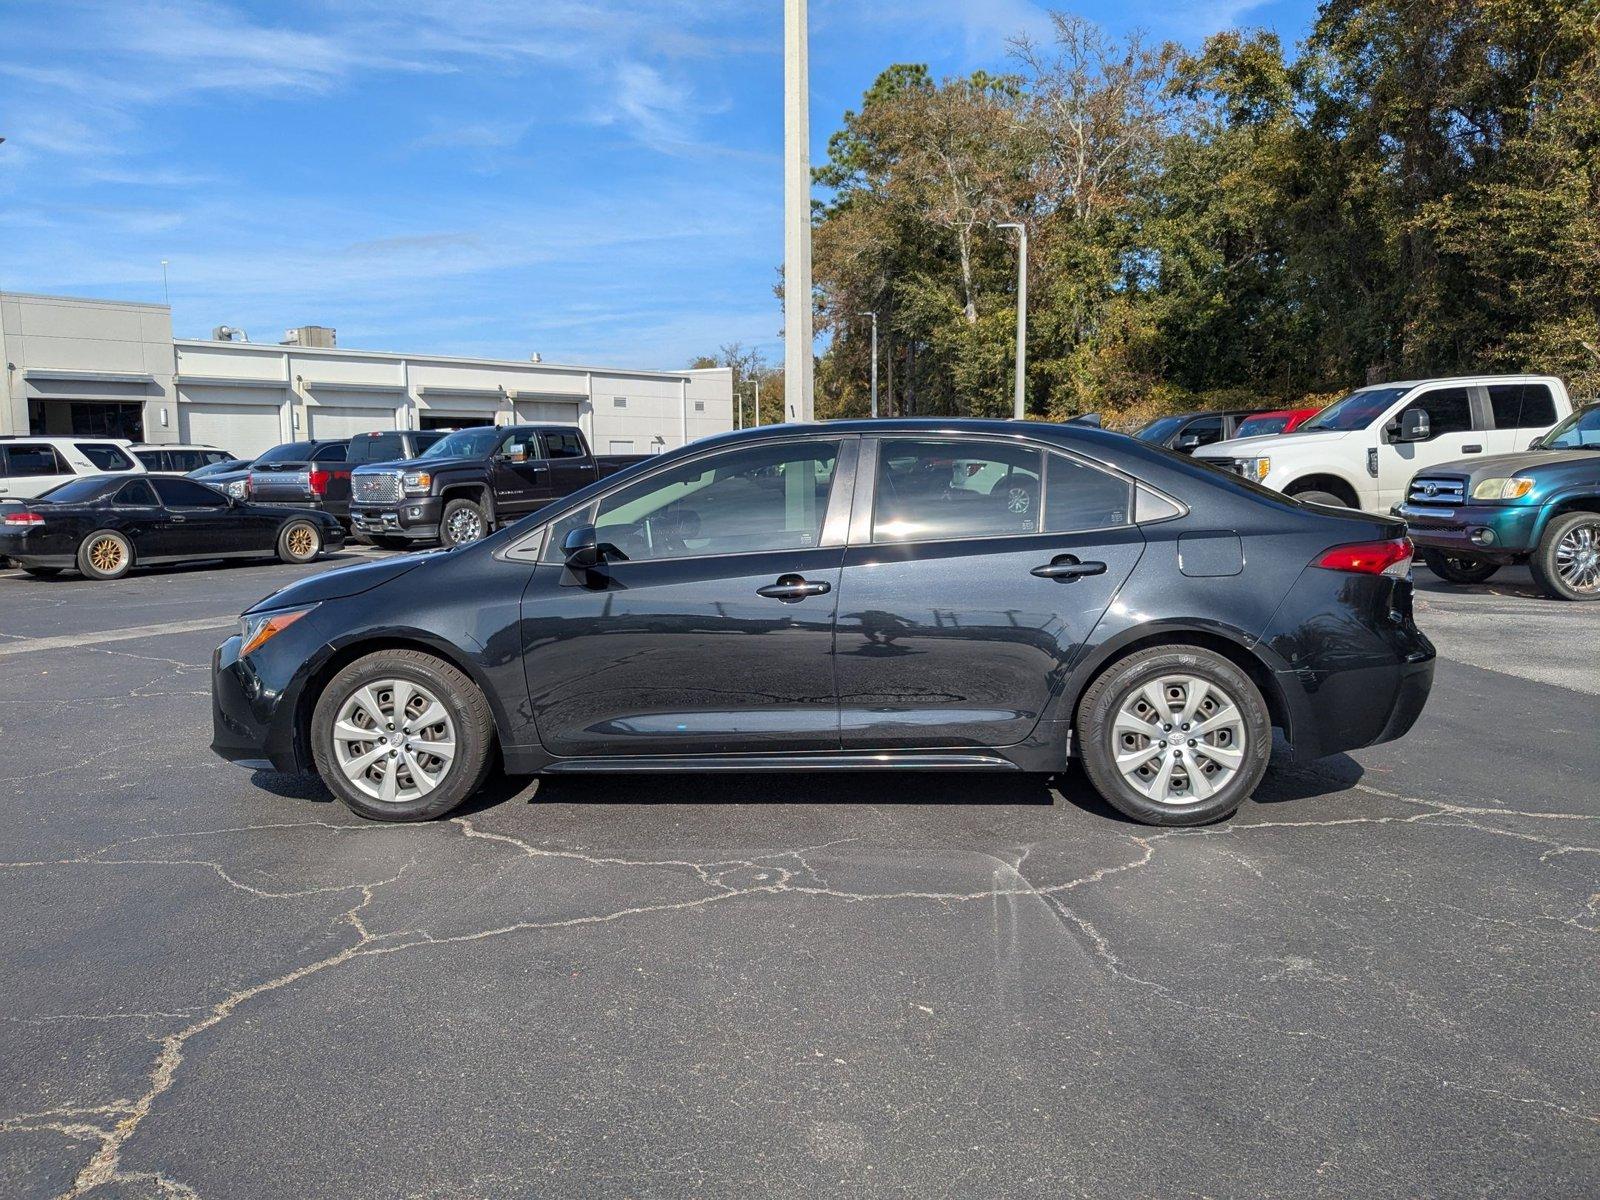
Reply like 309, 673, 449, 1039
1545, 405, 1600, 450
37, 477, 119, 504
1235, 414, 1289, 438
1300, 387, 1409, 432
417, 427, 506, 460
253, 441, 316, 464
1133, 416, 1186, 443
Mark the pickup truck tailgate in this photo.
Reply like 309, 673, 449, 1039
249, 467, 313, 502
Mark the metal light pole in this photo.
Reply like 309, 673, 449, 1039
859, 311, 878, 417
784, 0, 815, 422
160, 260, 171, 308
754, 376, 762, 426
998, 222, 1028, 420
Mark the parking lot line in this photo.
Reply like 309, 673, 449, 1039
0, 615, 237, 658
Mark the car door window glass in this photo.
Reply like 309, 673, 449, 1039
873, 439, 1042, 542
543, 432, 584, 459
152, 478, 228, 507
4, 445, 67, 476
1488, 384, 1557, 429
117, 479, 160, 506
595, 441, 839, 561
1181, 417, 1224, 448
134, 450, 166, 471
76, 443, 136, 471
542, 503, 599, 563
311, 444, 347, 463
1045, 455, 1134, 532
1402, 388, 1473, 438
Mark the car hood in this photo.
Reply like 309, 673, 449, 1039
243, 553, 432, 613
1429, 449, 1600, 483
1196, 427, 1353, 460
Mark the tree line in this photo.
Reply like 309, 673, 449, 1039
708, 2, 1597, 428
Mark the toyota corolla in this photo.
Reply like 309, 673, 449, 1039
211, 420, 1434, 827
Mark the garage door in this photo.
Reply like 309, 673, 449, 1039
306, 405, 399, 440
180, 402, 283, 458
513, 400, 580, 424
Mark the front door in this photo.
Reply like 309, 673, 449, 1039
520, 438, 850, 758
835, 436, 1145, 749
149, 477, 259, 557
490, 429, 552, 519
1376, 386, 1488, 507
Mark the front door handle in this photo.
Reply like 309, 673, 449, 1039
1462, 444, 1483, 453
170, 515, 187, 523
1031, 556, 1106, 580
756, 574, 832, 602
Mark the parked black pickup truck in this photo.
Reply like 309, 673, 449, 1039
350, 424, 644, 547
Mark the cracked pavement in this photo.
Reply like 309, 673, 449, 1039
0, 554, 1595, 1198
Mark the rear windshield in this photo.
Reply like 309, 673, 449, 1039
38, 477, 120, 504
253, 442, 317, 464
348, 433, 405, 463
1300, 387, 1409, 432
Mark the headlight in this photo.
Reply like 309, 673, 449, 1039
401, 470, 431, 493
227, 479, 246, 498
238, 604, 317, 656
1470, 477, 1535, 501
1235, 456, 1271, 482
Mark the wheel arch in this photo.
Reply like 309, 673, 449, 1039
1283, 472, 1362, 507
440, 482, 492, 522
1533, 492, 1600, 543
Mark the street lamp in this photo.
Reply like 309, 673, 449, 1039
997, 222, 1028, 420
784, 0, 815, 422
858, 311, 878, 418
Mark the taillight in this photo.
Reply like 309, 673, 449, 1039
308, 469, 330, 496
3, 511, 44, 527
1314, 537, 1414, 577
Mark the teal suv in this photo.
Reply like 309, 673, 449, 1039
1398, 404, 1600, 600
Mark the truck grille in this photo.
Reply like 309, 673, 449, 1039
1407, 476, 1467, 505
353, 472, 402, 504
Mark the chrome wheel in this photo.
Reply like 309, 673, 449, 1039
331, 678, 457, 804
445, 508, 484, 545
1555, 522, 1600, 593
1005, 485, 1033, 515
1113, 674, 1246, 805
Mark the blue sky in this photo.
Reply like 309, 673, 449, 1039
0, 0, 1317, 370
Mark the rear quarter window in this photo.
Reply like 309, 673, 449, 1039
3, 445, 70, 477
1489, 383, 1558, 429
76, 443, 137, 471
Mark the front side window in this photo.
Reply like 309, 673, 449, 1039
76, 443, 136, 471
593, 441, 839, 561
1179, 416, 1225, 448
1401, 387, 1473, 438
3, 444, 68, 477
153, 478, 228, 507
1489, 383, 1557, 430
1235, 415, 1289, 438
874, 439, 1042, 542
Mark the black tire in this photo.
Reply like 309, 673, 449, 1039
1289, 488, 1349, 508
1420, 548, 1500, 585
276, 519, 323, 564
440, 497, 489, 548
311, 649, 496, 822
22, 567, 62, 578
76, 529, 134, 580
1528, 511, 1600, 601
1076, 645, 1272, 827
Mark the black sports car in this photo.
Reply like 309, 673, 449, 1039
1, 475, 345, 580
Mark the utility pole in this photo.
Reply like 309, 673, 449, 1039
998, 222, 1028, 419
160, 260, 171, 308
784, 0, 814, 422
859, 311, 878, 418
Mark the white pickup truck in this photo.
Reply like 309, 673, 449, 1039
1193, 375, 1574, 512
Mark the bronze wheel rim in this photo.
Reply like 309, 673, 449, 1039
287, 525, 317, 559
89, 536, 125, 574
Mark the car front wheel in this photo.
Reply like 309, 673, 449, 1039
311, 649, 496, 822
1529, 511, 1600, 601
440, 497, 488, 548
1420, 548, 1499, 585
1076, 646, 1272, 827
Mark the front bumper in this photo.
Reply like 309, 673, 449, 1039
351, 496, 441, 541
1396, 502, 1539, 559
212, 633, 314, 773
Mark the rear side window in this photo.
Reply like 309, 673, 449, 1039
1403, 388, 1474, 437
1488, 383, 1557, 429
543, 431, 585, 459
1044, 455, 1133, 532
76, 443, 136, 471
153, 478, 228, 507
117, 479, 160, 506
874, 438, 1042, 542
3, 444, 69, 477
134, 450, 167, 470
166, 450, 208, 473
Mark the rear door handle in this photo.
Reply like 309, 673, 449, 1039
1031, 556, 1106, 580
756, 574, 832, 601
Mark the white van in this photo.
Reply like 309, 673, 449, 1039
0, 436, 146, 502
1194, 375, 1573, 512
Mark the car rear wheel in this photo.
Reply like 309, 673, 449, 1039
440, 497, 488, 548
277, 519, 323, 564
1529, 512, 1600, 601
1420, 548, 1500, 585
1289, 488, 1349, 508
1076, 646, 1272, 827
77, 530, 134, 580
311, 649, 495, 822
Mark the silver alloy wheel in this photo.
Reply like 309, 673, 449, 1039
1113, 674, 1246, 805
1554, 521, 1600, 593
331, 678, 457, 804
446, 507, 484, 545
1005, 485, 1032, 515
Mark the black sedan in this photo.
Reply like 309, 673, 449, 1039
211, 419, 1434, 828
1, 475, 345, 580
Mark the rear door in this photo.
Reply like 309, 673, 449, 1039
1486, 382, 1560, 454
835, 435, 1145, 750
1375, 386, 1487, 508
540, 429, 595, 497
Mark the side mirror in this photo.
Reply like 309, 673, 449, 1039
1177, 434, 1201, 451
1398, 408, 1431, 442
563, 524, 600, 568
1527, 434, 1544, 450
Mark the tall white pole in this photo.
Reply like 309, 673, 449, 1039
755, 376, 761, 426
999, 222, 1028, 419
784, 0, 814, 422
860, 311, 878, 418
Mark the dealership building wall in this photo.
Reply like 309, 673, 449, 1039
1, 292, 735, 458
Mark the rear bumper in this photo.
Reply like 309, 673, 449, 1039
351, 497, 442, 540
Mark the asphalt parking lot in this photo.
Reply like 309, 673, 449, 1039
1, 550, 1595, 1198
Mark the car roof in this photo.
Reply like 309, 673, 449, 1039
0, 435, 134, 445
129, 442, 226, 451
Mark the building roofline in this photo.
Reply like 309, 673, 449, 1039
0, 290, 170, 312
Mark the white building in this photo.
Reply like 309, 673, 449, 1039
1, 292, 734, 459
